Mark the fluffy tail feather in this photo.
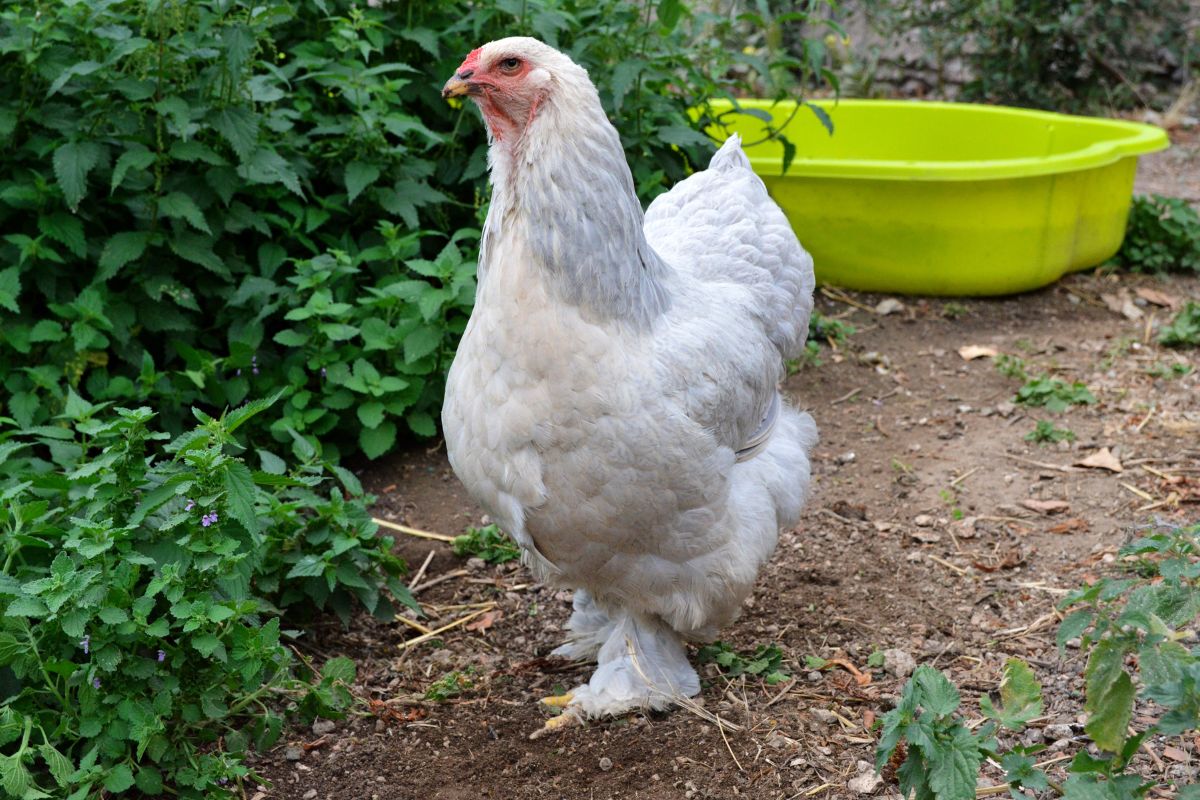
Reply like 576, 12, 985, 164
709, 133, 753, 172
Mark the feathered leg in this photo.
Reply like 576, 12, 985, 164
550, 589, 613, 661
533, 611, 699, 738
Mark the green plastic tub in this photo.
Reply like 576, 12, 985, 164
709, 99, 1169, 295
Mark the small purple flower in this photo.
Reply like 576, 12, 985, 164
201, 512, 219, 527
320, 367, 327, 379
252, 355, 259, 376
236, 368, 242, 377
92, 677, 101, 689
218, 778, 228, 785
185, 498, 195, 511
80, 635, 90, 655
157, 649, 166, 662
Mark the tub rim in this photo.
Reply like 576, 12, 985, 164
709, 98, 1170, 182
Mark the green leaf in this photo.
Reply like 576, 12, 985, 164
159, 192, 211, 234
53, 141, 103, 210
322, 656, 356, 685
5, 595, 49, 618
403, 326, 441, 363
927, 724, 983, 800
110, 146, 155, 193
104, 763, 135, 793
345, 162, 381, 204
357, 402, 385, 430
98, 606, 130, 624
212, 105, 259, 160
222, 461, 259, 534
359, 421, 396, 460
97, 232, 151, 281
913, 665, 961, 716
407, 411, 436, 437
1057, 609, 1094, 651
980, 658, 1042, 730
257, 449, 286, 475
1084, 640, 1135, 753
38, 212, 86, 258
29, 320, 66, 343
0, 754, 31, 798
0, 267, 20, 313
37, 744, 73, 788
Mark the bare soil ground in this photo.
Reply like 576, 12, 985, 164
250, 142, 1200, 800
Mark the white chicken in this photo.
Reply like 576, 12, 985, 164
440, 37, 818, 736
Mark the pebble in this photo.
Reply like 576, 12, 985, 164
913, 514, 934, 527
848, 773, 882, 794
1043, 723, 1074, 741
883, 648, 916, 678
303, 791, 317, 800
312, 718, 335, 736
284, 746, 304, 762
599, 757, 613, 772
807, 671, 823, 683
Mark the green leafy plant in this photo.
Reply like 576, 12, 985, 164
1015, 376, 1096, 413
424, 669, 474, 702
993, 354, 1028, 381
789, 311, 857, 371
451, 524, 521, 565
0, 0, 839, 460
1158, 302, 1200, 348
941, 302, 968, 320
1116, 195, 1200, 275
861, 1, 1197, 113
877, 522, 1200, 800
1145, 361, 1194, 379
0, 399, 401, 798
698, 642, 789, 685
1025, 420, 1077, 445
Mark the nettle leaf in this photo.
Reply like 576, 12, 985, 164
0, 266, 20, 313
1057, 608, 1094, 651
407, 411, 436, 437
980, 658, 1042, 730
357, 402, 385, 430
912, 665, 961, 716
212, 105, 260, 160
222, 461, 259, 534
53, 141, 104, 211
38, 212, 86, 258
344, 162, 382, 204
159, 192, 211, 234
97, 231, 151, 281
111, 146, 156, 193
927, 724, 983, 800
104, 763, 135, 794
238, 147, 302, 196
1084, 640, 1135, 753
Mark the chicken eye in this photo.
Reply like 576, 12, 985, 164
499, 57, 521, 72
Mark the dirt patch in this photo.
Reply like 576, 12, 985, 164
249, 152, 1200, 800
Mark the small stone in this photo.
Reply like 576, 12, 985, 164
303, 791, 317, 800
284, 746, 304, 762
312, 718, 335, 736
835, 451, 857, 465
848, 773, 882, 794
599, 756, 613, 771
812, 709, 837, 724
875, 298, 905, 316
913, 514, 934, 527
883, 648, 916, 678
1043, 724, 1074, 741
807, 671, 823, 683
467, 557, 487, 571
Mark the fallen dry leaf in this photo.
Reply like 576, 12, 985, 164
1075, 447, 1123, 473
1162, 745, 1190, 763
958, 344, 998, 361
1047, 518, 1090, 534
465, 609, 503, 632
1021, 499, 1071, 515
972, 548, 1028, 572
1134, 286, 1181, 310
1101, 291, 1143, 320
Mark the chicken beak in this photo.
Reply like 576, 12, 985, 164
442, 76, 472, 99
